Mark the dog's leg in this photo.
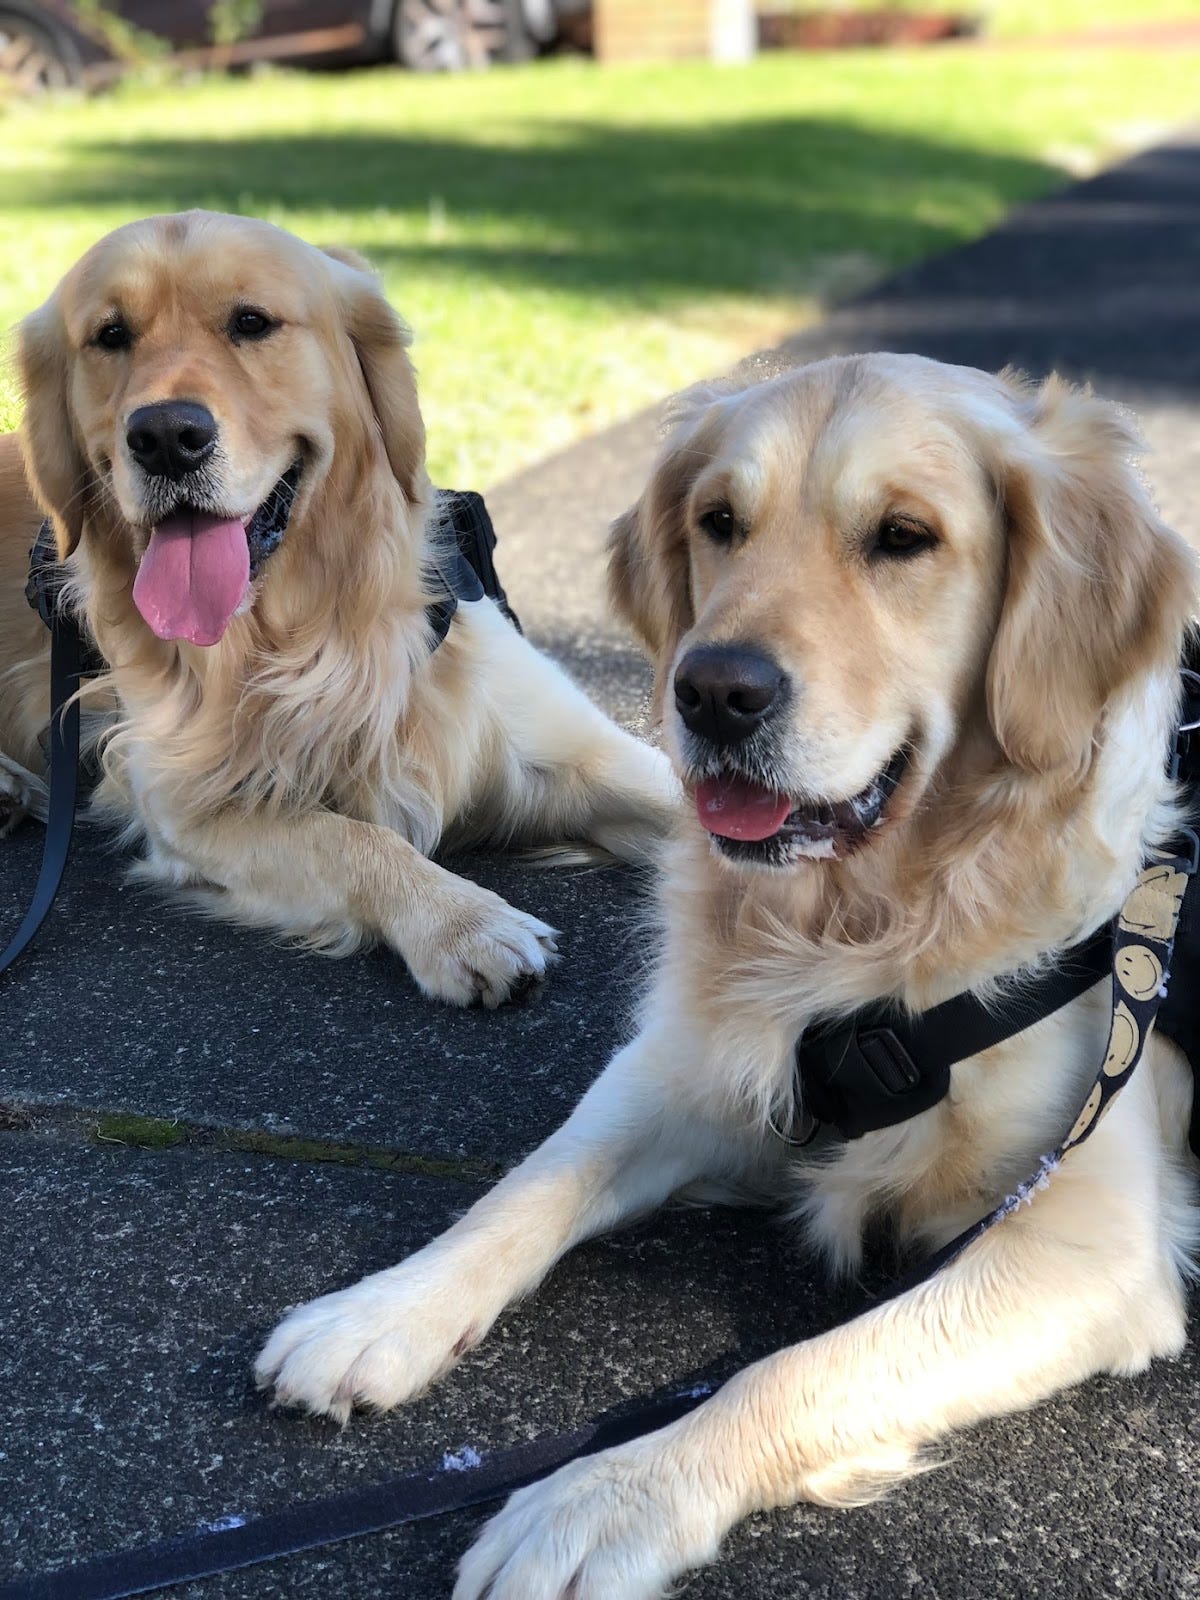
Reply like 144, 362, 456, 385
569, 713, 680, 866
150, 808, 558, 1007
453, 1092, 1189, 1600
533, 703, 679, 866
485, 625, 680, 864
256, 1016, 769, 1418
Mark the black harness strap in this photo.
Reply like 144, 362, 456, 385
0, 538, 86, 979
795, 929, 1113, 1140
897, 830, 1199, 1293
426, 489, 522, 648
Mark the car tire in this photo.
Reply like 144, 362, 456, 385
0, 6, 77, 95
393, 0, 535, 70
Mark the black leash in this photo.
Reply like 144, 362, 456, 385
0, 1387, 716, 1600
0, 597, 82, 978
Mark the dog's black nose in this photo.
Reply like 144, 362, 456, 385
126, 401, 217, 479
674, 644, 788, 745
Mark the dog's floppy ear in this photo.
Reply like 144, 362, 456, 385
324, 246, 426, 505
608, 386, 727, 696
986, 373, 1196, 777
17, 294, 91, 560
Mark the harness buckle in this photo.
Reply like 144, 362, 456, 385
796, 1008, 950, 1141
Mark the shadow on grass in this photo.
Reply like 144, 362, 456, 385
5, 116, 1066, 303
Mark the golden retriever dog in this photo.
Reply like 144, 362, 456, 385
258, 353, 1200, 1598
0, 210, 676, 1004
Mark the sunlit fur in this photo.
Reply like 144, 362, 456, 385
255, 354, 1200, 1599
0, 211, 677, 1004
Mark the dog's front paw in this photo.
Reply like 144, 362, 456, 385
255, 1262, 476, 1422
454, 1440, 729, 1600
0, 756, 48, 837
397, 883, 559, 1008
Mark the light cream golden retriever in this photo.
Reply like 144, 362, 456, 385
258, 353, 1200, 1598
0, 210, 676, 1005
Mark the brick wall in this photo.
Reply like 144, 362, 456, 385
594, 0, 756, 63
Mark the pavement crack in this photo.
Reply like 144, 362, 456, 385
0, 1101, 500, 1183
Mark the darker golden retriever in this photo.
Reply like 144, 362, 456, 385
0, 210, 676, 1004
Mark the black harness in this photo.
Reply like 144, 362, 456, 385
792, 641, 1200, 1156
22, 485, 519, 666
425, 488, 522, 645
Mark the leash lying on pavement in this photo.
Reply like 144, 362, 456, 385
0, 1387, 716, 1600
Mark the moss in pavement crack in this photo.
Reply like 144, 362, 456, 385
86, 1112, 497, 1180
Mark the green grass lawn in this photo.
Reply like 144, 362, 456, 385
2, 48, 1197, 487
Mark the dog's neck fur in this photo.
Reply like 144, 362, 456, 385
657, 660, 1182, 1123
69, 427, 466, 850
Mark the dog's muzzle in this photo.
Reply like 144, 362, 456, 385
694, 744, 913, 867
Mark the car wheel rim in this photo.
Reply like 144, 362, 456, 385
400, 0, 511, 70
0, 27, 65, 92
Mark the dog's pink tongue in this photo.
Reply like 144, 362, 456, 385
695, 775, 792, 841
133, 513, 249, 646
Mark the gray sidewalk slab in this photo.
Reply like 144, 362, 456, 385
5, 130, 1200, 1599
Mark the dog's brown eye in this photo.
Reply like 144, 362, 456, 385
699, 505, 738, 543
229, 308, 275, 341
872, 517, 937, 560
94, 320, 132, 352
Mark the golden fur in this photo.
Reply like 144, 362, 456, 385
257, 353, 1200, 1598
0, 211, 676, 1003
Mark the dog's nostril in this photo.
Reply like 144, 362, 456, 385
178, 426, 212, 455
727, 684, 776, 717
674, 677, 703, 712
